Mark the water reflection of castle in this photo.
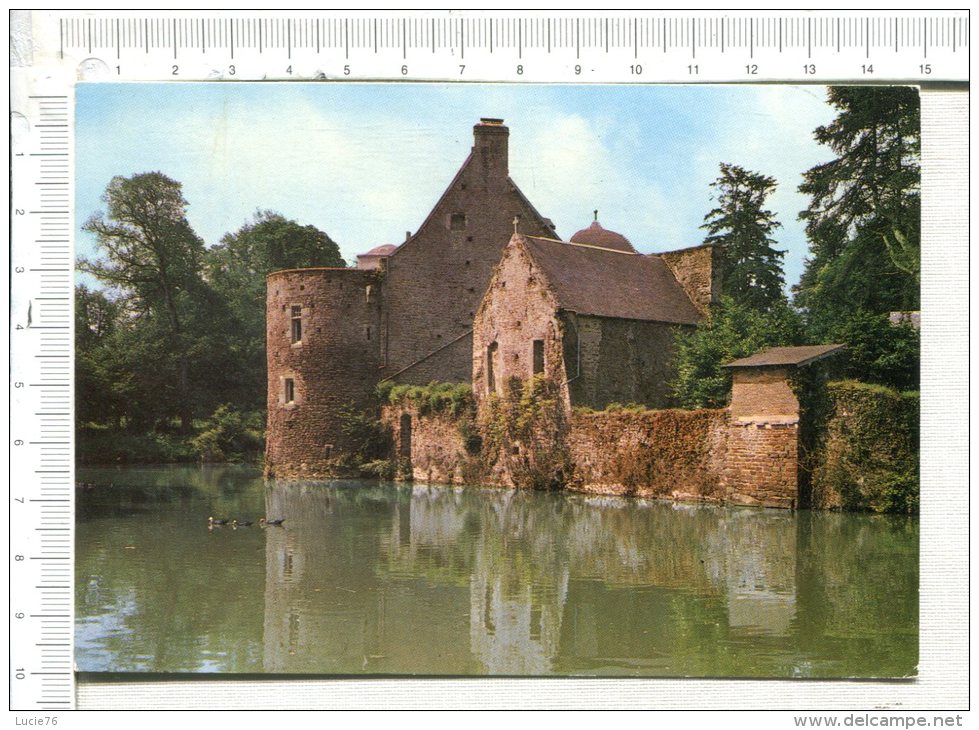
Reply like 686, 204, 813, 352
259, 483, 914, 676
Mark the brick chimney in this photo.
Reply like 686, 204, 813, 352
473, 117, 509, 177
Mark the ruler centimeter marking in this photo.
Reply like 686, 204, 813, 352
33, 11, 969, 82
7, 8, 968, 711
10, 86, 75, 710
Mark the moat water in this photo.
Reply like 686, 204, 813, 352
75, 465, 918, 677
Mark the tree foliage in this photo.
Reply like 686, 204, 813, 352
205, 211, 345, 410
670, 297, 804, 409
823, 311, 919, 392
75, 285, 125, 427
795, 87, 920, 333
80, 172, 211, 430
77, 176, 343, 461
80, 172, 207, 330
702, 163, 785, 309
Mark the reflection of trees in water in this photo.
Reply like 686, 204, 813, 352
793, 511, 919, 677
259, 480, 917, 677
75, 507, 267, 672
76, 464, 265, 519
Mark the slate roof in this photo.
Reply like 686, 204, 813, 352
518, 235, 702, 325
722, 344, 846, 369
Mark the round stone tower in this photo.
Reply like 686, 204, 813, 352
265, 267, 383, 478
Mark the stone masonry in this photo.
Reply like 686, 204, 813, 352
381, 347, 845, 509
266, 119, 555, 476
379, 119, 555, 385
266, 268, 382, 478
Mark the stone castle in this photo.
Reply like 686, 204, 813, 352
265, 118, 720, 478
265, 118, 842, 509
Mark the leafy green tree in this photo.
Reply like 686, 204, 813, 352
702, 163, 785, 310
75, 285, 125, 426
671, 297, 804, 409
190, 404, 265, 462
80, 172, 210, 431
81, 173, 207, 333
825, 311, 919, 392
795, 87, 920, 334
205, 211, 345, 410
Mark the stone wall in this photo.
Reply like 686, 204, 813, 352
563, 313, 687, 410
660, 244, 719, 314
391, 399, 804, 510
380, 120, 556, 385
382, 404, 469, 485
265, 268, 383, 478
472, 241, 568, 402
567, 408, 728, 501
723, 422, 799, 509
729, 367, 799, 421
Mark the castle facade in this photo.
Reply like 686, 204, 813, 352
266, 119, 717, 479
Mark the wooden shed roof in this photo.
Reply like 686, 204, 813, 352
722, 344, 846, 369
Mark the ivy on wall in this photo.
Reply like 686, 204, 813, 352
810, 380, 919, 514
478, 374, 574, 490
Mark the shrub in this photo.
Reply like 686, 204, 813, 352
190, 405, 264, 462
604, 402, 648, 413
76, 427, 196, 465
337, 403, 391, 465
359, 459, 397, 480
811, 380, 919, 514
380, 380, 474, 418
823, 310, 919, 391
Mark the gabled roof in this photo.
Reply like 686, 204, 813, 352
392, 153, 557, 259
517, 235, 702, 325
722, 344, 846, 369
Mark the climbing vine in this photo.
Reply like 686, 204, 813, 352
809, 380, 919, 513
476, 374, 573, 490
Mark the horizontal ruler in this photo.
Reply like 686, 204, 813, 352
24, 10, 970, 82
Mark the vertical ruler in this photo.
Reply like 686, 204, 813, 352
10, 73, 75, 710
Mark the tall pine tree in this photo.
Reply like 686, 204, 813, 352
795, 87, 920, 334
702, 163, 785, 310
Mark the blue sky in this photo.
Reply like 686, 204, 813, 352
76, 83, 836, 290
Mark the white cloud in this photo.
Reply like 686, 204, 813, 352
511, 111, 678, 249
77, 84, 838, 288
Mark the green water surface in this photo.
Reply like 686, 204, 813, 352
75, 465, 917, 677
